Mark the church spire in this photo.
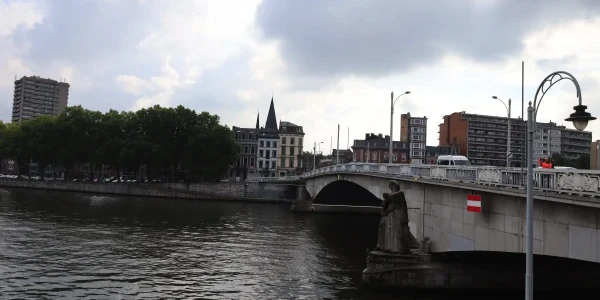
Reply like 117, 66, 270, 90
265, 96, 278, 130
256, 111, 260, 129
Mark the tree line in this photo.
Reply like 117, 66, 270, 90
0, 105, 239, 181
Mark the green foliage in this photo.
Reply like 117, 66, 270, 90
0, 105, 237, 181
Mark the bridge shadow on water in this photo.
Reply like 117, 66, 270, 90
313, 180, 381, 207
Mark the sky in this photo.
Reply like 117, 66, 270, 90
2, 0, 600, 154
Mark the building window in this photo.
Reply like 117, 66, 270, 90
411, 150, 423, 157
290, 147, 295, 156
250, 158, 255, 167
243, 157, 248, 166
384, 152, 388, 160
281, 158, 285, 167
244, 146, 248, 153
266, 141, 271, 147
282, 147, 286, 155
282, 137, 286, 144
291, 137, 295, 145
372, 152, 377, 160
273, 141, 277, 148
393, 154, 398, 161
365, 152, 369, 160
251, 146, 255, 154
259, 150, 264, 157
260, 141, 264, 147
299, 138, 303, 146
259, 161, 263, 168
401, 153, 407, 161
272, 150, 277, 158
271, 161, 276, 169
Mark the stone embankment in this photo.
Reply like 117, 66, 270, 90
0, 179, 299, 203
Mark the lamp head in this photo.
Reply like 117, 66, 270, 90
405, 91, 411, 95
492, 96, 498, 99
565, 105, 596, 131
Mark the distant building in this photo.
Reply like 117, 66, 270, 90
591, 140, 600, 170
278, 121, 304, 177
12, 75, 69, 123
351, 133, 409, 163
257, 98, 279, 177
230, 124, 259, 181
400, 112, 427, 164
425, 146, 459, 164
332, 149, 353, 164
438, 112, 526, 167
438, 111, 591, 167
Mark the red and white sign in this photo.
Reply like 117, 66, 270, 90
467, 194, 481, 213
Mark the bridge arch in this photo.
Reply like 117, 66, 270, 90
313, 179, 382, 206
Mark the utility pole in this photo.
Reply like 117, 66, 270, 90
313, 142, 316, 171
336, 124, 340, 164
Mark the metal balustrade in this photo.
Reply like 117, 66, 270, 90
301, 163, 600, 196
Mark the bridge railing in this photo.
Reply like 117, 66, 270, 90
302, 163, 600, 196
246, 176, 300, 183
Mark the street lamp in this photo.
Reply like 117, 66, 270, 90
492, 96, 512, 167
313, 141, 323, 170
390, 91, 411, 164
525, 71, 596, 300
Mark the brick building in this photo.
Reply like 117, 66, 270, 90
400, 112, 427, 164
438, 112, 526, 167
351, 133, 409, 163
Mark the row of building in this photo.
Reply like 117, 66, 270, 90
349, 111, 593, 168
229, 98, 306, 180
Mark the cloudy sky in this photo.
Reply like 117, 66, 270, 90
2, 0, 600, 153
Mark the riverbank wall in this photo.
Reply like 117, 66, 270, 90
0, 179, 300, 203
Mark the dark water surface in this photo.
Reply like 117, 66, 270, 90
0, 188, 509, 299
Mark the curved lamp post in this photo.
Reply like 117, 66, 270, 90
525, 71, 596, 300
492, 96, 512, 167
390, 91, 411, 164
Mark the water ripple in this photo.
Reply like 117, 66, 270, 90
0, 189, 384, 299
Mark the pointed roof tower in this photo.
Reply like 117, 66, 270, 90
256, 111, 260, 129
265, 97, 278, 130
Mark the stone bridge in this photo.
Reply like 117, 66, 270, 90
296, 163, 600, 264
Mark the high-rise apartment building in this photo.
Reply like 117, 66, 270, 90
400, 113, 427, 164
438, 112, 592, 167
438, 112, 526, 167
12, 76, 69, 123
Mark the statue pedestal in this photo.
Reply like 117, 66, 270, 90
362, 250, 439, 289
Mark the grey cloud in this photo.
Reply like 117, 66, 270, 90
256, 0, 600, 78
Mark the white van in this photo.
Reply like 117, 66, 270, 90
437, 155, 471, 166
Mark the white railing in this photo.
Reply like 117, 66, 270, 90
247, 176, 300, 183
302, 163, 600, 196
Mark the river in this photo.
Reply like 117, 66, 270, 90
0, 188, 516, 299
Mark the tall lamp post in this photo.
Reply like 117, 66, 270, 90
390, 91, 411, 164
492, 96, 512, 167
525, 71, 596, 300
313, 141, 323, 170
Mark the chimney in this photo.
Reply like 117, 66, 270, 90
385, 135, 390, 140
365, 133, 369, 140
378, 133, 383, 139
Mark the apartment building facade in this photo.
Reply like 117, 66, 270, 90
230, 126, 258, 181
591, 140, 600, 170
351, 133, 409, 163
278, 121, 304, 177
12, 75, 69, 123
400, 113, 427, 164
438, 112, 526, 167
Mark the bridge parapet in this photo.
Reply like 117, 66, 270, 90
303, 163, 600, 197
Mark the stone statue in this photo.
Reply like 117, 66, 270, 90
375, 180, 419, 254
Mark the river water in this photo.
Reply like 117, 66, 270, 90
0, 188, 513, 299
